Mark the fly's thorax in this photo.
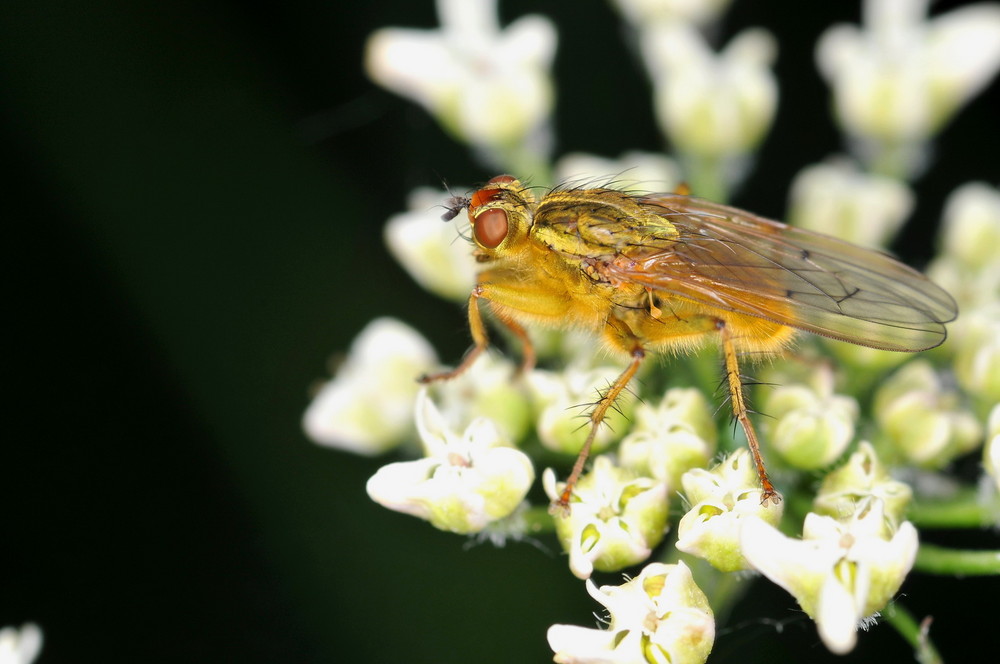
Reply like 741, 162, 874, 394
531, 187, 680, 260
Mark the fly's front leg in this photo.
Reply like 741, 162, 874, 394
717, 319, 782, 506
419, 285, 490, 384
551, 315, 645, 514
419, 283, 538, 384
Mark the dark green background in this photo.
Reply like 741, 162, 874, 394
3, 0, 997, 662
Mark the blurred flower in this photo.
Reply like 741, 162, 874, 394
526, 365, 636, 455
610, 0, 732, 27
787, 157, 913, 248
618, 388, 717, 490
641, 22, 777, 194
383, 186, 477, 302
0, 624, 42, 664
365, 0, 556, 153
985, 404, 1000, 494
544, 457, 668, 579
821, 337, 913, 373
742, 499, 918, 654
554, 151, 681, 193
813, 441, 912, 532
676, 450, 784, 571
952, 305, 1000, 403
762, 366, 859, 470
547, 561, 714, 664
937, 181, 1000, 272
874, 360, 983, 468
303, 318, 437, 455
928, 184, 1000, 351
816, 0, 1000, 176
366, 389, 534, 534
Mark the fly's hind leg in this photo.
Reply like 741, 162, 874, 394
716, 319, 781, 506
551, 315, 645, 514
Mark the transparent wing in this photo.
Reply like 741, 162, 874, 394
602, 194, 957, 351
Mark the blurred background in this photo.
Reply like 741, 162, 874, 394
3, 0, 997, 662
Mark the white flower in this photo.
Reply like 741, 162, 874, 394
0, 624, 42, 664
817, 0, 1000, 173
554, 151, 681, 193
365, 0, 556, 149
365, 389, 534, 534
544, 457, 668, 579
787, 157, 913, 248
642, 23, 777, 158
547, 561, 714, 664
527, 365, 636, 455
610, 0, 733, 27
383, 187, 477, 302
742, 500, 919, 655
303, 318, 437, 455
618, 388, 717, 490
676, 450, 784, 571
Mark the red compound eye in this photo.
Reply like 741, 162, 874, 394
473, 208, 509, 249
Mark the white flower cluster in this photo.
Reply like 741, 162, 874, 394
305, 0, 1000, 661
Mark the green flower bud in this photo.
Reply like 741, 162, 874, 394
763, 380, 859, 471
813, 442, 912, 532
527, 366, 635, 455
874, 360, 983, 468
619, 388, 718, 489
430, 353, 532, 444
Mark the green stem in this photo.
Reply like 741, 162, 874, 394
883, 602, 943, 664
681, 154, 729, 203
908, 490, 1000, 529
519, 506, 557, 534
914, 543, 1000, 576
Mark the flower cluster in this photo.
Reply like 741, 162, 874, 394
307, 0, 1000, 661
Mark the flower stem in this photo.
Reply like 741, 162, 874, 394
521, 506, 557, 533
914, 543, 1000, 576
883, 602, 943, 664
908, 489, 1000, 529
